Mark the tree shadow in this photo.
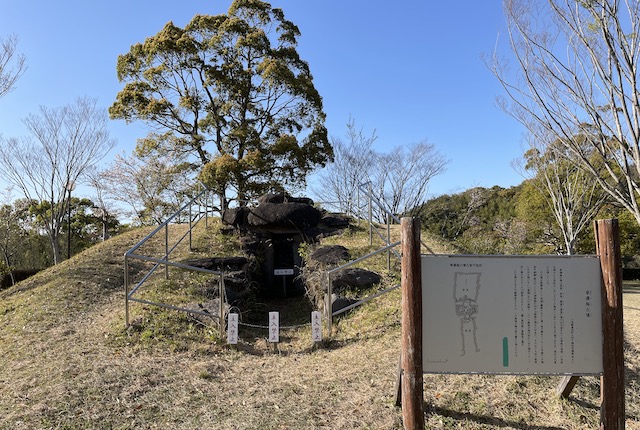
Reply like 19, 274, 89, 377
622, 283, 640, 294
427, 405, 566, 430
558, 337, 640, 421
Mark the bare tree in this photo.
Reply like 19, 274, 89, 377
84, 167, 123, 241
514, 131, 609, 254
314, 118, 377, 215
490, 0, 640, 225
372, 141, 448, 221
0, 34, 26, 99
0, 97, 115, 264
100, 150, 193, 225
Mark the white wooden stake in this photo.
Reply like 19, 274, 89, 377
311, 311, 322, 342
268, 311, 279, 343
227, 313, 238, 345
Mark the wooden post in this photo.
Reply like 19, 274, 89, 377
595, 219, 625, 430
401, 217, 424, 429
556, 375, 580, 399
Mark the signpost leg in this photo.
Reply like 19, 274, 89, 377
400, 217, 424, 429
595, 219, 625, 430
394, 354, 402, 407
556, 375, 580, 399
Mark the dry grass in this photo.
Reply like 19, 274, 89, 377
0, 219, 639, 429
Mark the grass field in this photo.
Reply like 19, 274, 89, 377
0, 220, 639, 429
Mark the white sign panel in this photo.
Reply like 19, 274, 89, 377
422, 255, 603, 375
268, 311, 279, 343
311, 311, 322, 342
227, 313, 238, 345
274, 268, 294, 276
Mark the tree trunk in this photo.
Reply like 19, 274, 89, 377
50, 232, 61, 265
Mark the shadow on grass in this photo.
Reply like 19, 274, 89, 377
623, 282, 640, 294
558, 338, 640, 421
427, 405, 566, 430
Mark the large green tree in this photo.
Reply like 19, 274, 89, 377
110, 0, 332, 208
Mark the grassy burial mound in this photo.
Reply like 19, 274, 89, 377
0, 220, 639, 429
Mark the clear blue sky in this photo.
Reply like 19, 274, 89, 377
0, 0, 525, 200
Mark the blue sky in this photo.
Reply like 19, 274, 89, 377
0, 1, 525, 200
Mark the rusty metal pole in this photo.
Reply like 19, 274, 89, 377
595, 219, 625, 430
401, 217, 424, 429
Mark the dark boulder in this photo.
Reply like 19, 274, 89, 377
247, 202, 321, 233
332, 268, 381, 293
184, 256, 248, 272
331, 296, 358, 314
320, 214, 351, 229
222, 207, 249, 229
310, 245, 350, 265
258, 193, 314, 205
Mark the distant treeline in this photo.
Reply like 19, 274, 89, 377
1, 269, 39, 290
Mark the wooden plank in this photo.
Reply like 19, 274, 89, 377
595, 219, 625, 430
556, 375, 580, 399
394, 355, 402, 407
400, 218, 424, 430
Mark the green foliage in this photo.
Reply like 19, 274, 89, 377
418, 186, 523, 254
0, 197, 121, 271
111, 0, 332, 204
418, 180, 640, 262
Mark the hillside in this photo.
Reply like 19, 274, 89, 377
0, 220, 639, 429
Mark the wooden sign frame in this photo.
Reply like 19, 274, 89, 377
396, 218, 625, 430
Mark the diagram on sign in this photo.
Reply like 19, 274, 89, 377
454, 272, 481, 356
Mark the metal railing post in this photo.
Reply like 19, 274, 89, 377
189, 202, 193, 251
205, 190, 209, 228
368, 182, 373, 246
164, 224, 169, 280
219, 273, 225, 339
357, 186, 361, 226
387, 213, 391, 270
326, 271, 332, 336
124, 255, 130, 328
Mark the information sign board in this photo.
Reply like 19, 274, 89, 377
422, 255, 603, 375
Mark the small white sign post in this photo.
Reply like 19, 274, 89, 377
268, 311, 279, 343
274, 268, 294, 276
227, 313, 238, 345
274, 268, 294, 296
311, 311, 322, 342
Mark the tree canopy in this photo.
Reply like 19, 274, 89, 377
110, 0, 332, 207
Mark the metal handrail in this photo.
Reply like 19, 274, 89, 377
325, 241, 401, 334
124, 188, 227, 337
323, 182, 433, 335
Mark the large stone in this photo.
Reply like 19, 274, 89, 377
309, 245, 350, 265
331, 268, 381, 293
184, 256, 248, 272
320, 214, 351, 229
247, 202, 321, 233
331, 295, 358, 314
258, 193, 314, 205
222, 207, 249, 229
